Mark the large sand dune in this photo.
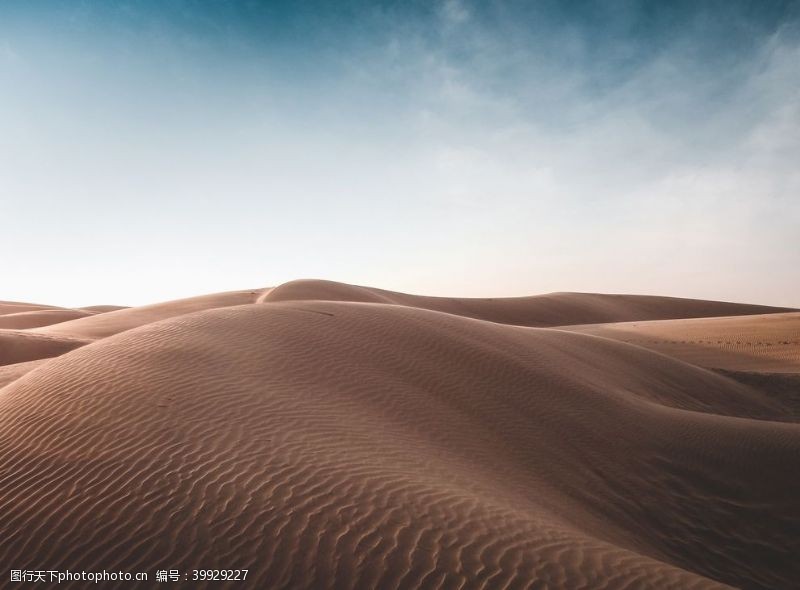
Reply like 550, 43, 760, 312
0, 281, 797, 589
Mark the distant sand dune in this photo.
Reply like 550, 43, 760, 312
0, 300, 66, 316
0, 308, 96, 329
264, 279, 796, 327
79, 305, 129, 313
1, 291, 798, 589
562, 312, 800, 373
35, 289, 267, 340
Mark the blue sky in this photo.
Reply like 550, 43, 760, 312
1, 1, 798, 306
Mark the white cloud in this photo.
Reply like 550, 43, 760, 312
441, 0, 469, 26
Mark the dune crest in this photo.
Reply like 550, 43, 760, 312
0, 300, 66, 316
264, 279, 796, 327
0, 308, 97, 330
34, 289, 268, 340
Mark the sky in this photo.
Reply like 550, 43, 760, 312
1, 0, 798, 307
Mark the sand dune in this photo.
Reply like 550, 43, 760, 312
0, 300, 65, 316
264, 279, 796, 327
80, 305, 129, 313
10, 281, 791, 372
1, 286, 798, 589
0, 359, 48, 388
0, 329, 90, 367
719, 370, 800, 419
562, 312, 800, 373
35, 289, 267, 340
0, 308, 96, 329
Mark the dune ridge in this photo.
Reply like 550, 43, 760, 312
264, 280, 796, 328
0, 280, 797, 589
0, 308, 96, 330
34, 289, 268, 340
0, 300, 66, 316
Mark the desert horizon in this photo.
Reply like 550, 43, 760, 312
4, 283, 798, 318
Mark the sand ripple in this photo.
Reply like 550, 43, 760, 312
1, 294, 797, 589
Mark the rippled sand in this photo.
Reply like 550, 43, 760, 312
1, 281, 797, 589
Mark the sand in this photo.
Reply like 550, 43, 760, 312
35, 289, 267, 340
265, 279, 795, 327
562, 312, 800, 373
0, 308, 96, 330
0, 300, 65, 316
0, 329, 90, 366
0, 280, 797, 589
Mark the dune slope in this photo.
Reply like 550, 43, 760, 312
0, 359, 48, 388
1, 301, 797, 589
562, 312, 800, 373
35, 289, 268, 340
0, 330, 90, 367
79, 305, 129, 313
0, 300, 65, 316
0, 308, 96, 329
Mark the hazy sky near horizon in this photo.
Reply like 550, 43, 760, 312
1, 0, 799, 307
